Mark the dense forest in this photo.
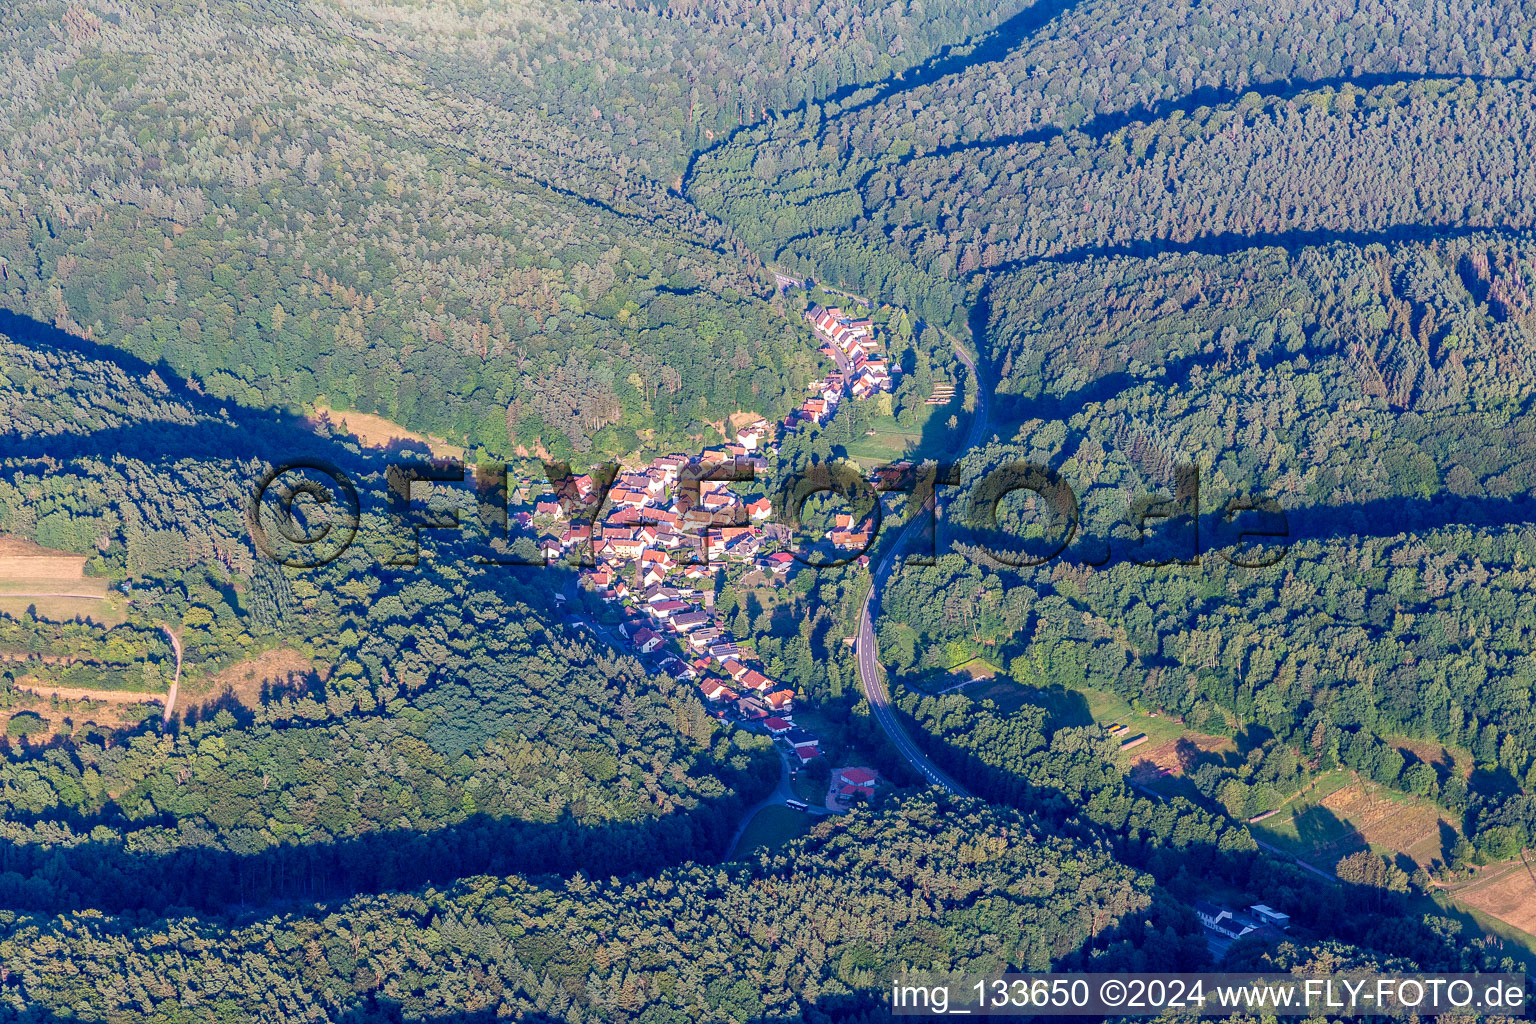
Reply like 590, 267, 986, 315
0, 795, 1177, 1021
687, 0, 1536, 877
897, 686, 1527, 974
0, 0, 829, 458
5, 0, 1536, 1016
0, 319, 777, 917
868, 234, 1536, 858
690, 0, 1536, 330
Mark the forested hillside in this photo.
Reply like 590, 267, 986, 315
690, 0, 1536, 329
0, 316, 776, 913
0, 795, 1173, 1021
7, 0, 1536, 1015
686, 0, 1536, 848
0, 0, 808, 458
0, 0, 1056, 459
374, 0, 1035, 180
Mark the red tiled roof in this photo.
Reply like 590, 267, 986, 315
838, 767, 877, 786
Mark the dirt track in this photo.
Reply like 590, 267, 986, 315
14, 682, 165, 705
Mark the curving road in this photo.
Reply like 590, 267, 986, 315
854, 334, 988, 797
161, 626, 182, 725
726, 745, 837, 857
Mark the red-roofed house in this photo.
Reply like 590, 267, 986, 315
763, 717, 793, 735
649, 600, 688, 619
609, 489, 650, 509
763, 689, 794, 712
765, 552, 795, 575
631, 628, 665, 654
739, 669, 773, 692
699, 679, 736, 702
838, 767, 877, 787
831, 530, 870, 550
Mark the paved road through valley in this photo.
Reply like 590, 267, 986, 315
853, 333, 988, 797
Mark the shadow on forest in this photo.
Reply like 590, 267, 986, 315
0, 780, 767, 916
0, 306, 797, 916
826, 0, 1086, 117
981, 222, 1536, 280
930, 484, 1536, 575
886, 708, 1478, 966
912, 72, 1519, 163
926, 279, 1536, 575
0, 307, 437, 468
1285, 803, 1367, 866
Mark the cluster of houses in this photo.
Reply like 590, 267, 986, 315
785, 305, 894, 430
514, 300, 912, 772
519, 439, 829, 750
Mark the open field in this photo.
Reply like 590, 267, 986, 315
1252, 774, 1457, 871
952, 676, 1229, 756
0, 687, 160, 738
13, 682, 165, 705
194, 647, 315, 708
1444, 857, 1536, 940
1072, 684, 1219, 751
0, 536, 119, 623
728, 411, 766, 432
790, 771, 826, 807
840, 411, 936, 466
1386, 735, 1472, 778
310, 405, 464, 459
0, 595, 126, 625
0, 537, 108, 597
1127, 733, 1238, 784
1323, 780, 1455, 868
731, 804, 816, 858
957, 673, 1048, 716
948, 657, 999, 682
1251, 774, 1369, 864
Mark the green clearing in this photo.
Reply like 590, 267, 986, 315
789, 771, 825, 805
0, 595, 126, 626
952, 676, 1219, 749
1253, 772, 1460, 875
1070, 684, 1200, 748
957, 674, 1047, 717
731, 804, 816, 859
839, 411, 933, 466
1250, 772, 1364, 862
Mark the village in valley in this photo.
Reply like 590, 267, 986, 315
512, 298, 905, 816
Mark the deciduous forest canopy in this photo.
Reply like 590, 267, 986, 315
1, 0, 1536, 1019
